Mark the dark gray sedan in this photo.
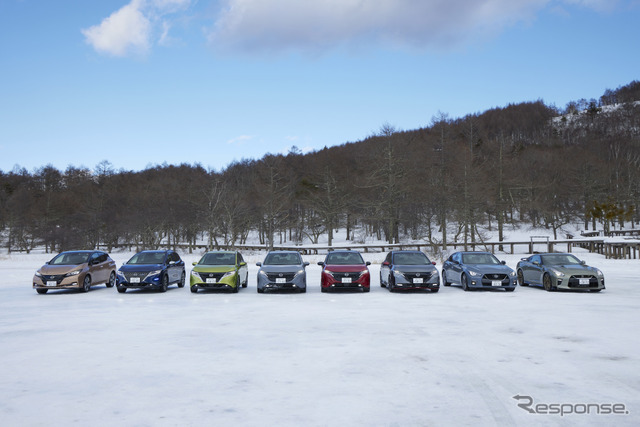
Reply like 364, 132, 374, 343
256, 251, 309, 293
442, 251, 516, 292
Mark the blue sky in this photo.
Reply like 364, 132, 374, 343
1, 0, 639, 173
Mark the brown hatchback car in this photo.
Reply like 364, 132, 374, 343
33, 250, 117, 294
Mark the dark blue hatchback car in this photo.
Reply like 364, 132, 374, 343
116, 250, 185, 293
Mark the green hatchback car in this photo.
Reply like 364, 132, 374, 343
190, 251, 248, 293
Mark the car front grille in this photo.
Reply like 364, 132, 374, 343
330, 271, 361, 280
198, 272, 226, 281
568, 275, 599, 288
124, 272, 148, 281
41, 274, 64, 284
403, 272, 436, 281
266, 273, 296, 282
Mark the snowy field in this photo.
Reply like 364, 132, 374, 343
1, 248, 639, 426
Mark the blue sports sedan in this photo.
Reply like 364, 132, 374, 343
442, 251, 516, 292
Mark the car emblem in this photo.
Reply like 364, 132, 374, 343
279, 273, 283, 277
416, 273, 421, 277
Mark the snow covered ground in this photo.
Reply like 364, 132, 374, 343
1, 248, 638, 426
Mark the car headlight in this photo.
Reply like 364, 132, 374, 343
324, 270, 335, 277
510, 271, 516, 277
294, 269, 305, 277
222, 271, 236, 279
596, 269, 604, 277
259, 270, 269, 277
468, 270, 480, 277
35, 272, 43, 278
191, 271, 201, 280
65, 270, 81, 277
360, 269, 370, 276
117, 270, 126, 278
148, 270, 162, 276
551, 268, 565, 277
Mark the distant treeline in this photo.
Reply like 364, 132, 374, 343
2, 81, 639, 253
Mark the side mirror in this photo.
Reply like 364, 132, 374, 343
303, 262, 309, 266
520, 258, 528, 261
432, 261, 437, 265
240, 262, 247, 267
256, 262, 262, 267
580, 260, 586, 265
192, 261, 197, 266
168, 260, 176, 266
366, 261, 371, 266
382, 261, 390, 266
501, 260, 506, 265
317, 262, 325, 266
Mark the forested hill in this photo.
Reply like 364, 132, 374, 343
2, 81, 639, 253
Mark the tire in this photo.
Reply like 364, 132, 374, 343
299, 288, 306, 293
363, 287, 370, 293
590, 289, 602, 293
388, 276, 395, 292
232, 276, 239, 293
257, 288, 264, 293
543, 273, 554, 292
380, 273, 386, 288
242, 274, 248, 288
106, 272, 116, 288
190, 286, 198, 293
505, 287, 515, 292
442, 271, 451, 286
178, 271, 186, 288
81, 275, 91, 293
321, 287, 328, 293
160, 275, 168, 292
117, 286, 126, 293
431, 288, 439, 293
517, 269, 528, 286
36, 288, 48, 294
461, 273, 470, 292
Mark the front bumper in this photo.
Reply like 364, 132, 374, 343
554, 275, 605, 291
33, 274, 84, 290
190, 271, 238, 291
392, 272, 440, 291
321, 273, 370, 291
257, 272, 306, 292
117, 272, 163, 289
467, 275, 517, 290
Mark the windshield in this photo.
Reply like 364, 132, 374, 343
461, 253, 500, 265
393, 252, 430, 265
325, 252, 365, 265
200, 252, 236, 266
541, 254, 581, 266
264, 252, 302, 265
49, 252, 91, 265
127, 252, 165, 265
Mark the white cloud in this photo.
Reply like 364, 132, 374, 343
82, 0, 191, 57
82, 0, 151, 57
208, 0, 621, 52
227, 135, 255, 145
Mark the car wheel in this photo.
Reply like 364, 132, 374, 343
257, 287, 264, 293
178, 271, 186, 288
380, 273, 386, 288
107, 272, 116, 288
81, 275, 91, 292
299, 288, 306, 293
321, 287, 328, 293
388, 276, 395, 292
461, 273, 470, 291
160, 275, 168, 292
431, 287, 439, 293
242, 274, 248, 288
363, 287, 370, 293
543, 273, 554, 292
117, 286, 127, 293
36, 288, 48, 294
590, 289, 602, 293
232, 276, 239, 293
505, 287, 515, 292
442, 270, 451, 286
190, 286, 198, 293
517, 269, 527, 286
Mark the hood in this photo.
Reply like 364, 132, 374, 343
38, 264, 86, 275
119, 264, 164, 273
259, 265, 304, 274
324, 264, 368, 273
393, 265, 437, 274
553, 264, 598, 275
468, 264, 514, 275
193, 265, 236, 273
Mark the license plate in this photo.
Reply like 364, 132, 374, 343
413, 278, 424, 284
276, 278, 286, 284
491, 280, 502, 287
579, 278, 590, 285
206, 278, 217, 284
342, 278, 352, 283
130, 277, 140, 283
46, 281, 57, 287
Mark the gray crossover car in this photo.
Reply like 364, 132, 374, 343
442, 251, 516, 291
380, 250, 440, 292
257, 251, 309, 293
